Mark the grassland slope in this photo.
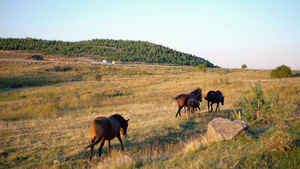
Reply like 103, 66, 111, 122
0, 55, 299, 168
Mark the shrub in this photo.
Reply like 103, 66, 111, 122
234, 82, 274, 126
270, 65, 292, 78
234, 81, 295, 128
198, 64, 207, 72
52, 66, 73, 72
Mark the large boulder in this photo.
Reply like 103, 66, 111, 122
206, 118, 249, 143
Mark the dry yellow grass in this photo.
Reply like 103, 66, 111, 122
0, 55, 299, 168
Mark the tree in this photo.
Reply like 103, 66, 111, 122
0, 38, 218, 67
270, 65, 292, 78
241, 64, 247, 69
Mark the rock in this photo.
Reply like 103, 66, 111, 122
206, 118, 249, 143
53, 160, 60, 164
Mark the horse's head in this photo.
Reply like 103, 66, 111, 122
196, 93, 202, 102
191, 88, 202, 96
221, 96, 225, 106
120, 119, 129, 137
110, 114, 130, 137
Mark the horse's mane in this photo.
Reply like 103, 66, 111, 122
110, 114, 126, 124
190, 88, 202, 95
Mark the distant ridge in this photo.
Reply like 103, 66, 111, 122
0, 38, 217, 67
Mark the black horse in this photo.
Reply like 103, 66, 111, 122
205, 91, 225, 112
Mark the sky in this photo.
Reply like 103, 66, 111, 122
1, 0, 299, 69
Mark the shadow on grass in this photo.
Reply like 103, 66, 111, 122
292, 73, 300, 78
0, 75, 82, 89
76, 117, 209, 163
76, 108, 266, 163
199, 108, 241, 122
123, 117, 206, 149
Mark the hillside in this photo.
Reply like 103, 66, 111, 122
0, 38, 217, 67
0, 55, 299, 168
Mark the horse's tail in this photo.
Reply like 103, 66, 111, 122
168, 95, 179, 100
84, 120, 105, 150
173, 95, 181, 100
84, 135, 102, 150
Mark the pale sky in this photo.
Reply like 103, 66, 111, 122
1, 0, 299, 69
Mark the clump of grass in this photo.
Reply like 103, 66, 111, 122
94, 73, 102, 81
183, 134, 209, 155
267, 129, 291, 153
96, 152, 135, 169
140, 70, 149, 75
211, 68, 230, 74
212, 78, 229, 86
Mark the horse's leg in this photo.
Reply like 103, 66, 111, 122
216, 103, 219, 112
197, 106, 201, 116
207, 101, 210, 112
107, 140, 111, 154
192, 108, 195, 117
117, 136, 124, 150
210, 103, 213, 113
176, 106, 183, 118
98, 140, 105, 160
88, 144, 94, 162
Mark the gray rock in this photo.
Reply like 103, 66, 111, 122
206, 118, 249, 142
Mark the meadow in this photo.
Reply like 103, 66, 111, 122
0, 52, 300, 168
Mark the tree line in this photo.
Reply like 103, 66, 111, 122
0, 38, 217, 67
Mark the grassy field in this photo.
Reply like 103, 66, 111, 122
0, 52, 300, 168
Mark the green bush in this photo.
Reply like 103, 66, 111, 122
198, 64, 207, 72
234, 82, 274, 126
270, 65, 292, 78
234, 81, 295, 128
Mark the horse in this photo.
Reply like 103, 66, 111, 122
187, 94, 202, 117
173, 88, 202, 117
84, 114, 129, 162
204, 91, 225, 112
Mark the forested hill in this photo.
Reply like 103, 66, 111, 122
0, 38, 216, 67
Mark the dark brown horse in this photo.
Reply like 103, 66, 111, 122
205, 91, 225, 112
84, 114, 129, 162
187, 94, 202, 117
174, 88, 202, 117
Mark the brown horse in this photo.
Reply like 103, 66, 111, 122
174, 88, 202, 117
84, 114, 129, 162
187, 94, 202, 117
